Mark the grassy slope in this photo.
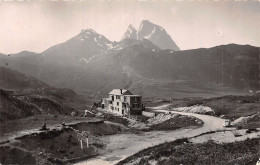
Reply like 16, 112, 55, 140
0, 115, 92, 137
0, 90, 81, 121
118, 138, 260, 165
1, 120, 130, 165
144, 95, 260, 120
0, 67, 89, 121
146, 116, 203, 131
167, 94, 260, 122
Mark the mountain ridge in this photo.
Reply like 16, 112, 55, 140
0, 19, 258, 99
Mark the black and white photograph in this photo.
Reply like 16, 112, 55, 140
0, 0, 260, 164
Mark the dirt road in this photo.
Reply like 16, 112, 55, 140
75, 105, 228, 165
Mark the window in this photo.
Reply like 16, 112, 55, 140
135, 97, 139, 102
116, 95, 120, 99
133, 103, 139, 108
117, 102, 119, 106
111, 106, 114, 110
109, 101, 112, 104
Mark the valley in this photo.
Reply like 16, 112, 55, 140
0, 18, 259, 165
0, 92, 260, 165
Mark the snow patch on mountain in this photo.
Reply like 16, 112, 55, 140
143, 27, 156, 40
76, 29, 124, 52
80, 55, 96, 64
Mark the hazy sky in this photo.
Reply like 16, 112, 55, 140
0, 1, 260, 54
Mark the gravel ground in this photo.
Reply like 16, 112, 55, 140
75, 105, 229, 165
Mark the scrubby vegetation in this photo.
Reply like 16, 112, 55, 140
144, 94, 260, 122
0, 87, 90, 121
118, 138, 260, 165
147, 116, 202, 131
70, 121, 129, 136
143, 97, 172, 107
0, 146, 37, 165
0, 91, 76, 121
102, 113, 130, 126
234, 114, 260, 129
0, 67, 89, 121
203, 95, 260, 120
1, 120, 131, 165
12, 127, 100, 164
162, 94, 260, 128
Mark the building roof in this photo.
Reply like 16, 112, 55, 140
109, 89, 133, 95
125, 95, 141, 97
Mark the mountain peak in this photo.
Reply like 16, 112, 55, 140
121, 24, 137, 41
121, 20, 180, 51
128, 24, 136, 30
139, 20, 165, 32
78, 28, 109, 41
139, 20, 180, 50
140, 20, 151, 24
80, 28, 98, 35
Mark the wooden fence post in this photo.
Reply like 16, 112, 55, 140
80, 140, 83, 149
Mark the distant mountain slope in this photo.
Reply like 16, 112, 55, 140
0, 39, 162, 97
116, 44, 259, 88
42, 29, 117, 64
0, 67, 48, 90
101, 43, 258, 97
0, 67, 88, 121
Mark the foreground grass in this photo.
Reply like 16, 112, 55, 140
118, 138, 260, 165
0, 120, 130, 165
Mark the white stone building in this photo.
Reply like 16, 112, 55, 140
101, 89, 143, 115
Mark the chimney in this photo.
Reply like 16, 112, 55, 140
120, 89, 123, 94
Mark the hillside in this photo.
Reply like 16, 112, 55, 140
0, 67, 88, 121
0, 67, 48, 90
115, 44, 259, 88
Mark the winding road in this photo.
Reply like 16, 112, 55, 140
75, 105, 228, 165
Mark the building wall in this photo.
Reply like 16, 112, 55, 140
108, 94, 123, 115
104, 94, 143, 116
113, 94, 122, 115
129, 96, 142, 114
